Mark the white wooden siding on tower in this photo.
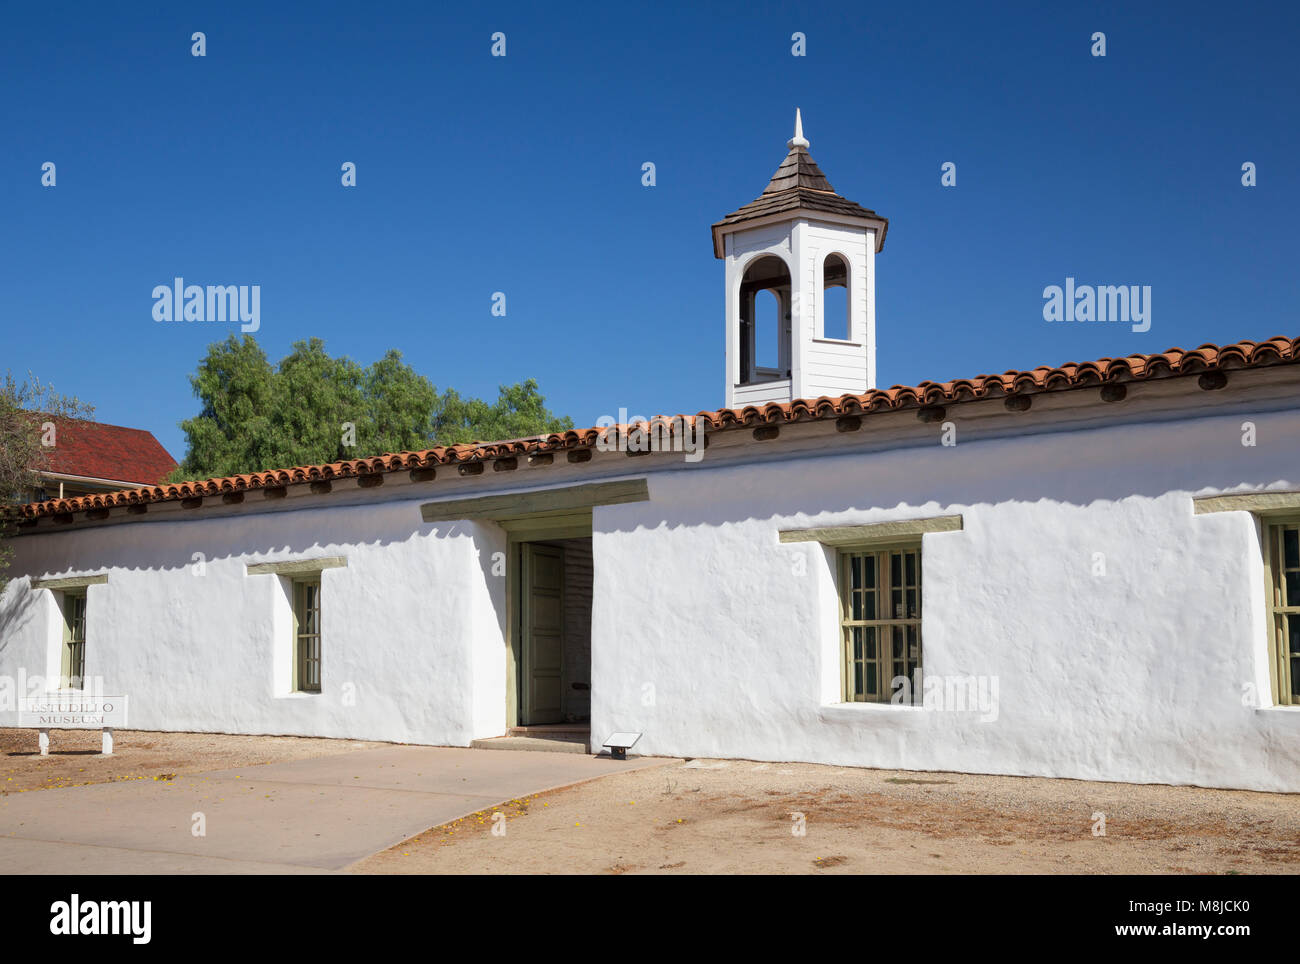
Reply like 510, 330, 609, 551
797, 219, 873, 399
724, 225, 796, 409
732, 377, 792, 407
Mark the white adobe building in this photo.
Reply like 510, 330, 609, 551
3, 114, 1300, 792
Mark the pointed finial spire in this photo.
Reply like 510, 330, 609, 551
788, 108, 809, 149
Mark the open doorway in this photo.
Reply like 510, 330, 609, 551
516, 537, 592, 729
419, 478, 649, 752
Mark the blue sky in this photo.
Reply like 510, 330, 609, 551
3, 1, 1297, 462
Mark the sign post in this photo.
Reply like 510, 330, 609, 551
18, 696, 128, 756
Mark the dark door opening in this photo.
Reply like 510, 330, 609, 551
518, 538, 592, 727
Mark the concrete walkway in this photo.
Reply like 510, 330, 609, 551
0, 745, 668, 874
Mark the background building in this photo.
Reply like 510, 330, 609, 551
23, 417, 176, 503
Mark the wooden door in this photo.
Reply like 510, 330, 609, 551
520, 544, 565, 725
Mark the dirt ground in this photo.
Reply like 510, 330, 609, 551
353, 758, 1300, 875
0, 728, 385, 795
6, 730, 1297, 874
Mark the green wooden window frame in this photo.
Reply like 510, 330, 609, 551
1265, 518, 1300, 705
839, 544, 922, 703
293, 579, 322, 693
60, 590, 87, 690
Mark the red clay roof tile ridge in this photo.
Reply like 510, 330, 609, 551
10, 335, 1298, 521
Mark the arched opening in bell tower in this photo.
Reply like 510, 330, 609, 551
738, 255, 792, 386
822, 253, 850, 341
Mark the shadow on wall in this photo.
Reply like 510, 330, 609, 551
0, 590, 38, 657
594, 409, 1299, 533
476, 521, 508, 644
1, 498, 481, 585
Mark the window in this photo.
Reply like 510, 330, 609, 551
822, 254, 850, 340
840, 545, 922, 703
1266, 520, 1300, 704
60, 591, 87, 689
293, 579, 322, 693
737, 255, 792, 384
244, 557, 343, 697
783, 516, 955, 705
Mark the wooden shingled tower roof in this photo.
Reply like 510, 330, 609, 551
712, 109, 888, 256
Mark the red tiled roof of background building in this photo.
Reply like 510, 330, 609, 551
12, 336, 1300, 521
30, 417, 177, 486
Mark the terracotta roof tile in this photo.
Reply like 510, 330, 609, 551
11, 336, 1299, 523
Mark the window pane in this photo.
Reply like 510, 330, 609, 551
891, 626, 906, 693
1288, 571, 1300, 607
1289, 615, 1300, 698
65, 594, 87, 687
850, 626, 865, 700
70, 596, 86, 640
864, 626, 880, 699
840, 548, 921, 704
849, 555, 877, 621
295, 580, 322, 692
1285, 528, 1300, 570
853, 587, 877, 622
307, 638, 320, 688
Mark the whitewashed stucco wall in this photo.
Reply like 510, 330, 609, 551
590, 405, 1300, 792
0, 501, 508, 746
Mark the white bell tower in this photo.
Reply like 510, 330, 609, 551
712, 110, 888, 408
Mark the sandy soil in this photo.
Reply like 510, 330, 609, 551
0, 728, 386, 795
353, 758, 1300, 875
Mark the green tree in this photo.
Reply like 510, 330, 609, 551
173, 335, 280, 479
172, 336, 572, 480
0, 373, 95, 591
431, 379, 574, 446
270, 338, 368, 468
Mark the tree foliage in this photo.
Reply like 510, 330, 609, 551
172, 336, 573, 480
431, 380, 576, 447
0, 373, 95, 590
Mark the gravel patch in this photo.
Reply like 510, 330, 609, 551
0, 728, 388, 795
354, 758, 1300, 874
